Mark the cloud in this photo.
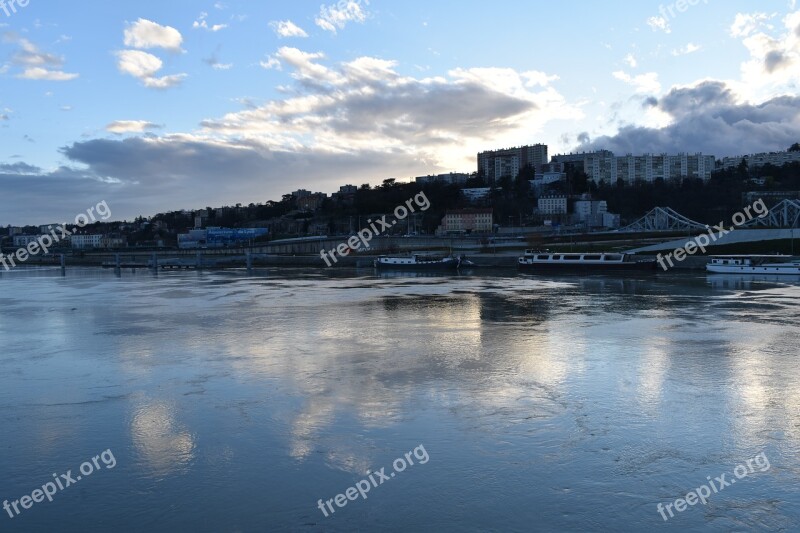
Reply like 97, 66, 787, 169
106, 120, 163, 134
646, 16, 671, 34
730, 12, 772, 38
315, 1, 369, 33
522, 71, 560, 87
115, 50, 187, 89
193, 12, 228, 32
270, 20, 309, 38
734, 10, 800, 95
1, 48, 577, 223
198, 49, 576, 172
576, 81, 800, 157
612, 70, 661, 94
3, 34, 79, 81
624, 53, 637, 68
124, 18, 184, 52
17, 67, 79, 81
672, 43, 701, 56
259, 56, 281, 70
116, 50, 163, 79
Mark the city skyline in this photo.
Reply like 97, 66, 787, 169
1, 0, 800, 223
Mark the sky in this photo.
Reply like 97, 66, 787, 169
1, 0, 800, 224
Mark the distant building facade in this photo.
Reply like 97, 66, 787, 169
415, 173, 470, 186
436, 209, 494, 235
538, 195, 568, 215
70, 235, 103, 249
552, 150, 716, 183
178, 227, 269, 249
13, 235, 41, 247
574, 199, 608, 227
478, 144, 548, 182
721, 150, 800, 171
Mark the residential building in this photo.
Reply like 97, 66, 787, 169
39, 224, 61, 234
552, 150, 716, 183
101, 237, 127, 249
574, 199, 608, 225
178, 227, 269, 249
721, 150, 800, 171
478, 144, 548, 182
415, 173, 470, 186
297, 192, 327, 212
436, 209, 494, 235
70, 235, 103, 249
538, 195, 568, 215
13, 235, 41, 247
332, 185, 358, 206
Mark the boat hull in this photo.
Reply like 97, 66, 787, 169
519, 261, 656, 274
706, 264, 800, 275
518, 261, 657, 273
374, 258, 460, 271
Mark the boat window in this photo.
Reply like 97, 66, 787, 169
583, 255, 602, 260
564, 255, 581, 261
537, 255, 550, 260
605, 254, 622, 261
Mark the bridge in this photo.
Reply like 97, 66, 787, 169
618, 207, 707, 233
741, 199, 800, 228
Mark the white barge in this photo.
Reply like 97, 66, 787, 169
706, 255, 800, 275
518, 251, 656, 272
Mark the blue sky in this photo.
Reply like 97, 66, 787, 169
1, 0, 800, 224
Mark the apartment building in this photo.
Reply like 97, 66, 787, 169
478, 144, 548, 182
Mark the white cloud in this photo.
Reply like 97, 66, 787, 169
124, 19, 184, 52
115, 50, 187, 89
17, 67, 79, 81
106, 120, 163, 134
522, 70, 560, 87
2, 36, 79, 81
270, 20, 309, 38
646, 16, 671, 34
612, 70, 661, 94
315, 1, 369, 33
624, 53, 638, 68
260, 56, 281, 70
193, 12, 228, 32
672, 43, 701, 56
733, 9, 800, 98
116, 50, 163, 79
142, 74, 187, 89
200, 49, 577, 170
730, 12, 772, 38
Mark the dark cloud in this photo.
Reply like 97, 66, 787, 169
577, 82, 800, 157
765, 50, 790, 73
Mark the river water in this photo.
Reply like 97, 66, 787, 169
1, 268, 798, 532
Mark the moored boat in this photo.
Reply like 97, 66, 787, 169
518, 251, 656, 272
706, 255, 800, 275
374, 254, 461, 271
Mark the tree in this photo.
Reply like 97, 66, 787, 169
789, 142, 800, 152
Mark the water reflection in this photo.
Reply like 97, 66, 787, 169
130, 400, 195, 478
